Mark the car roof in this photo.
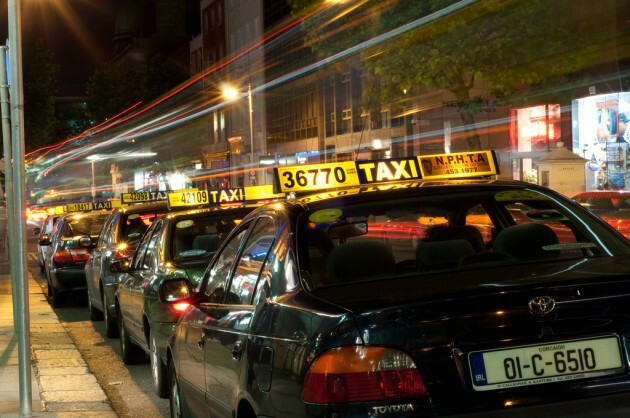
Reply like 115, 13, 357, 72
116, 200, 169, 215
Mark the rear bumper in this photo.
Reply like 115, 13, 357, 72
450, 391, 630, 417
50, 268, 87, 292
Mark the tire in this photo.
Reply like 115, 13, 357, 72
103, 292, 119, 338
150, 331, 168, 398
88, 292, 104, 321
169, 360, 190, 418
118, 309, 146, 364
51, 283, 64, 308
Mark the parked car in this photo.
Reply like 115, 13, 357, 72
573, 190, 630, 238
35, 214, 60, 273
114, 204, 256, 397
85, 201, 169, 337
39, 210, 110, 307
165, 152, 630, 417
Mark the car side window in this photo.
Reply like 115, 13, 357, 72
99, 214, 115, 246
227, 217, 276, 305
203, 224, 251, 303
131, 220, 160, 270
141, 220, 163, 270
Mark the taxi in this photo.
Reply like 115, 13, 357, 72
38, 201, 113, 307
164, 151, 630, 417
85, 196, 170, 338
112, 186, 282, 398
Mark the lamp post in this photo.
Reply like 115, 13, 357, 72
248, 83, 255, 186
86, 155, 101, 199
223, 83, 255, 186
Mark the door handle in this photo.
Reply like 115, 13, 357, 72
232, 341, 243, 361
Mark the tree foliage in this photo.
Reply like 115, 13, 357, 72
289, 0, 608, 149
23, 38, 59, 152
86, 58, 190, 125
85, 62, 147, 124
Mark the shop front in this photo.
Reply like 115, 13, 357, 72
509, 104, 562, 183
572, 92, 630, 191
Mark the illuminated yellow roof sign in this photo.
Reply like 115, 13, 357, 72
273, 150, 499, 193
65, 199, 121, 213
121, 190, 171, 204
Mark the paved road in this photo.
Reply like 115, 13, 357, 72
27, 239, 170, 418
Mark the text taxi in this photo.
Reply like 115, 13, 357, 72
163, 150, 630, 417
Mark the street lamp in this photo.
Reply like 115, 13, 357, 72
223, 83, 255, 186
86, 155, 102, 199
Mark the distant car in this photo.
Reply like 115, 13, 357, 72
84, 201, 169, 337
573, 191, 630, 238
114, 204, 255, 398
165, 152, 630, 418
36, 214, 60, 273
39, 211, 109, 307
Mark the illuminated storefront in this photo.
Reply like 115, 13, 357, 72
572, 93, 630, 191
509, 104, 562, 183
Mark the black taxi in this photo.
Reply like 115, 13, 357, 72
164, 151, 630, 417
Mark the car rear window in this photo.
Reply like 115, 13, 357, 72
300, 187, 630, 289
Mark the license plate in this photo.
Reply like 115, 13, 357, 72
468, 336, 624, 391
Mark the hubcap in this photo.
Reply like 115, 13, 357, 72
151, 336, 158, 386
171, 377, 181, 418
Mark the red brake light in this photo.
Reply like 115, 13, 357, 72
170, 301, 191, 313
301, 346, 426, 404
53, 248, 90, 263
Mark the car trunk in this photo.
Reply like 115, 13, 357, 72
315, 255, 630, 414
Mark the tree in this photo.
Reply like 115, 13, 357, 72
289, 0, 608, 150
22, 38, 59, 152
85, 62, 147, 124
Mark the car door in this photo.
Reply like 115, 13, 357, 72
88, 212, 115, 306
130, 219, 164, 336
178, 223, 252, 418
203, 216, 277, 416
119, 221, 157, 340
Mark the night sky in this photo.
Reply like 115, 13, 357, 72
0, 0, 129, 96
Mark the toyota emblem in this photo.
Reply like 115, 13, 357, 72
528, 296, 556, 315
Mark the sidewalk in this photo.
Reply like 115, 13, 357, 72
0, 259, 117, 417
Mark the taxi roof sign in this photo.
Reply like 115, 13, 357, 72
64, 199, 121, 213
167, 185, 284, 210
273, 150, 499, 193
121, 190, 172, 204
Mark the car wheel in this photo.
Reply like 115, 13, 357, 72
169, 360, 190, 418
51, 284, 64, 308
118, 309, 145, 364
103, 292, 119, 338
150, 331, 168, 398
88, 292, 104, 321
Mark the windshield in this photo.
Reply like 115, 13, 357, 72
170, 213, 243, 260
300, 186, 630, 289
62, 213, 109, 238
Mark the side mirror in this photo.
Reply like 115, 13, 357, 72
110, 258, 130, 274
159, 278, 192, 304
33, 227, 41, 236
38, 234, 51, 246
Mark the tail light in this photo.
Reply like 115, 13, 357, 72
53, 248, 90, 263
302, 346, 426, 404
